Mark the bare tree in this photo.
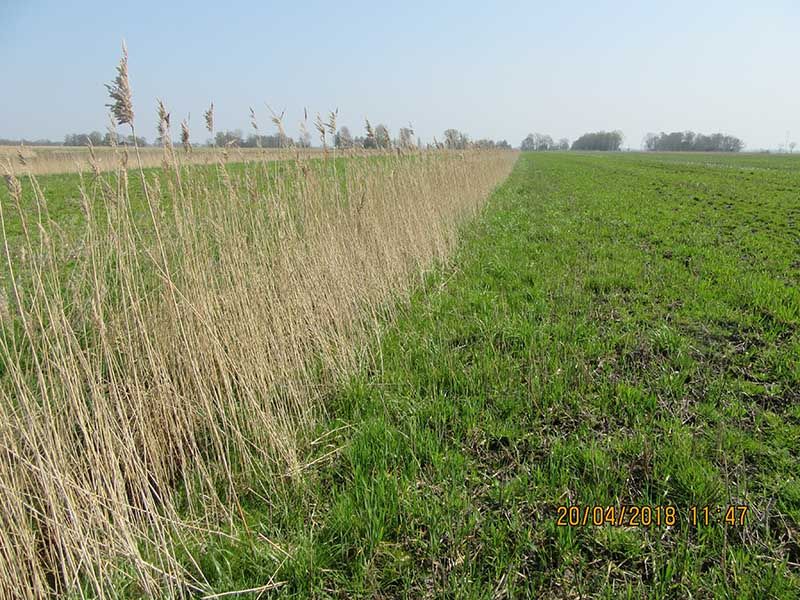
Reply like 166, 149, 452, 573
444, 128, 461, 149
335, 126, 353, 149
399, 126, 415, 149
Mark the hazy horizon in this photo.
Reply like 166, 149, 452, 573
2, 0, 798, 150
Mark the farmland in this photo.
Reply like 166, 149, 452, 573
1, 150, 799, 597
234, 151, 797, 598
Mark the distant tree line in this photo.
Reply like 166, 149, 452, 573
1, 124, 511, 151
63, 131, 148, 147
643, 131, 743, 152
520, 131, 622, 151
323, 125, 509, 151
571, 131, 624, 151
437, 128, 511, 150
520, 133, 570, 151
213, 130, 289, 148
0, 133, 148, 147
473, 138, 513, 150
213, 125, 512, 150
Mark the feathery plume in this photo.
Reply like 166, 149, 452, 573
298, 109, 310, 148
204, 102, 214, 134
315, 113, 327, 149
157, 99, 171, 144
181, 117, 191, 152
105, 41, 134, 126
326, 109, 338, 137
267, 104, 287, 147
250, 107, 259, 132
365, 118, 375, 143
3, 170, 21, 200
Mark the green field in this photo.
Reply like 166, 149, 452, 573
180, 152, 799, 598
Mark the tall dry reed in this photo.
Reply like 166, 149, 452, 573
0, 49, 517, 598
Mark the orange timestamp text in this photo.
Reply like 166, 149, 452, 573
555, 504, 749, 527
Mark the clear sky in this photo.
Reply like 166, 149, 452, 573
1, 0, 798, 150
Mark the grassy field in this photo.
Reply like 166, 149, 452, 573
179, 151, 799, 598
1, 150, 798, 597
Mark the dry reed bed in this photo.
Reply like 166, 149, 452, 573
0, 142, 516, 596
2, 145, 322, 176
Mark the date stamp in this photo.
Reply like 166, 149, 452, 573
555, 505, 749, 527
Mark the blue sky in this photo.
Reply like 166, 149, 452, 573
1, 0, 798, 149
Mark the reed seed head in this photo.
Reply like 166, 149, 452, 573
250, 107, 259, 132
157, 99, 171, 142
204, 102, 214, 134
326, 109, 338, 137
181, 118, 191, 152
105, 42, 134, 126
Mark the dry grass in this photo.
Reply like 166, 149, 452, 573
0, 52, 517, 597
0, 145, 319, 176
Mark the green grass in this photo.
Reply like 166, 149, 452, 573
181, 152, 799, 598
0, 156, 353, 248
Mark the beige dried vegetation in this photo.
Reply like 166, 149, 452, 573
1, 145, 315, 176
0, 47, 517, 597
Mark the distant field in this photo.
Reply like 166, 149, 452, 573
611, 151, 800, 171
0, 144, 321, 175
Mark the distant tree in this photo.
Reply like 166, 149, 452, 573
520, 134, 535, 151
65, 130, 137, 147
130, 135, 146, 146
790, 141, 797, 154
215, 129, 244, 147
398, 127, 415, 149
297, 130, 312, 148
496, 140, 512, 150
520, 133, 555, 151
444, 129, 470, 150
64, 133, 90, 146
557, 138, 570, 151
242, 133, 283, 148
571, 131, 623, 151
444, 129, 460, 149
537, 133, 554, 150
334, 126, 353, 149
121, 134, 147, 147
